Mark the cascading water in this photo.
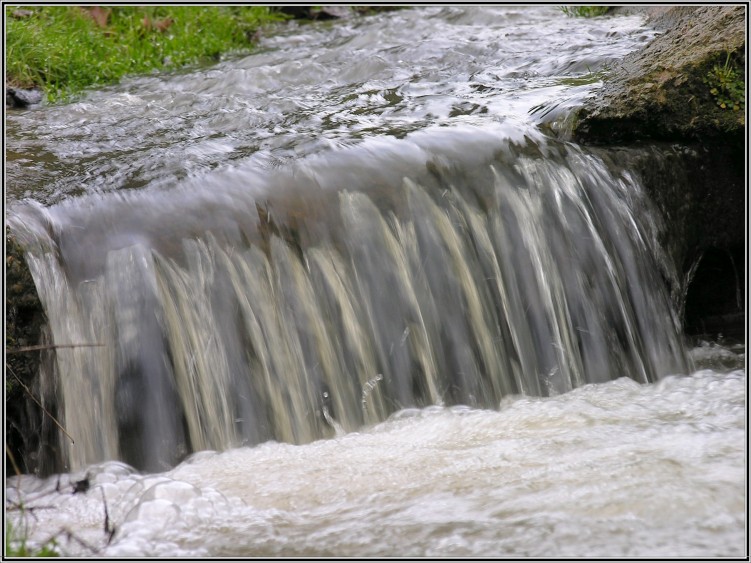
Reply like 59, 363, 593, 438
5, 6, 744, 558
8, 126, 689, 472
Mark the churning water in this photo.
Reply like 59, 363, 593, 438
5, 6, 746, 558
6, 368, 747, 558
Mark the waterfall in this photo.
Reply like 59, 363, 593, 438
8, 128, 689, 472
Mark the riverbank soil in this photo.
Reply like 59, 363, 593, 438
573, 5, 746, 342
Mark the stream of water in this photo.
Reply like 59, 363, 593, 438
5, 6, 746, 557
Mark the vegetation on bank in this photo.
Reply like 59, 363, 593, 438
5, 6, 286, 102
7, 5, 610, 104
558, 6, 612, 18
704, 51, 745, 112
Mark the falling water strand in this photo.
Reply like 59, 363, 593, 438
8, 139, 689, 472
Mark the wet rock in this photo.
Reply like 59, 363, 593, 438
6, 86, 43, 108
276, 6, 347, 21
573, 6, 746, 339
6, 230, 59, 476
574, 6, 745, 145
683, 247, 745, 341
317, 6, 354, 19
591, 142, 744, 333
10, 9, 34, 18
275, 6, 400, 21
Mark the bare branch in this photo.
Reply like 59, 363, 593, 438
6, 443, 23, 476
7, 343, 104, 354
6, 365, 75, 444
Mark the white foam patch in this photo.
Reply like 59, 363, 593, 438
11, 370, 742, 557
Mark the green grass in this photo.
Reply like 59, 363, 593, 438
5, 6, 286, 102
6, 521, 60, 557
558, 6, 612, 17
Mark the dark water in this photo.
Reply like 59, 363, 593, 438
5, 6, 745, 557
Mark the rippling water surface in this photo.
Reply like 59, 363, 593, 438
5, 6, 746, 558
6, 6, 657, 204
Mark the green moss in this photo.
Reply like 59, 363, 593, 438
704, 51, 745, 112
5, 6, 286, 102
558, 6, 612, 18
5, 231, 45, 390
557, 67, 608, 86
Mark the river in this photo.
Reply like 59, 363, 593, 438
5, 6, 746, 558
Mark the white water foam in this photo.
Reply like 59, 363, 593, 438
7, 368, 745, 558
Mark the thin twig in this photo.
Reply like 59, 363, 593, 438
7, 343, 104, 354
41, 528, 101, 555
100, 488, 116, 544
6, 365, 75, 444
6, 443, 22, 476
5, 501, 57, 513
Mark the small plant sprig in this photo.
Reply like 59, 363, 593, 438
704, 52, 745, 111
558, 6, 611, 18
6, 520, 61, 557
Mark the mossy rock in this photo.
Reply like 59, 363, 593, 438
6, 230, 60, 476
574, 6, 745, 144
6, 230, 45, 389
572, 6, 746, 339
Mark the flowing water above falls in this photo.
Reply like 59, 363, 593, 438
5, 6, 745, 558
6, 6, 661, 205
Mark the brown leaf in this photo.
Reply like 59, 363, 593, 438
141, 16, 173, 33
154, 17, 173, 33
83, 6, 110, 28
